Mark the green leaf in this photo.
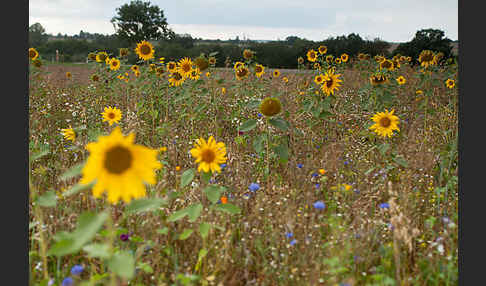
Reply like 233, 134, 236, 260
125, 197, 166, 214
253, 133, 267, 154
187, 203, 203, 222
83, 243, 110, 259
30, 149, 50, 162
199, 223, 210, 239
63, 181, 95, 197
393, 156, 409, 168
178, 229, 194, 240
268, 118, 289, 131
246, 100, 261, 109
200, 171, 212, 184
36, 191, 57, 207
239, 119, 257, 132
273, 142, 289, 164
319, 110, 333, 119
157, 227, 169, 235
203, 185, 222, 204
195, 248, 209, 271
212, 203, 241, 214
167, 207, 190, 222
59, 162, 85, 181
181, 169, 195, 188
378, 143, 390, 155
108, 251, 135, 280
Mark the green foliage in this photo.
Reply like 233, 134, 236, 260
394, 28, 453, 63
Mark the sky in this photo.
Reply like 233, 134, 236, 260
29, 0, 458, 43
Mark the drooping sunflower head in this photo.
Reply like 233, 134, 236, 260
318, 45, 327, 55
91, 74, 100, 82
177, 57, 194, 78
358, 53, 366, 60
396, 76, 406, 85
131, 65, 139, 73
273, 69, 280, 78
189, 67, 201, 80
61, 126, 76, 142
235, 66, 250, 80
208, 56, 217, 65
445, 79, 455, 89
374, 55, 384, 63
370, 74, 388, 86
190, 136, 227, 174
119, 48, 129, 57
234, 61, 245, 70
169, 71, 185, 87
32, 59, 43, 68
340, 53, 349, 62
96, 52, 108, 63
259, 97, 282, 117
135, 41, 155, 61
320, 69, 342, 96
29, 48, 39, 60
79, 127, 162, 204
101, 106, 122, 126
156, 66, 165, 76
167, 61, 177, 73
109, 58, 121, 71
255, 64, 265, 77
66, 72, 72, 79
325, 55, 334, 64
243, 49, 254, 60
379, 59, 394, 70
88, 52, 97, 61
297, 57, 304, 64
313, 62, 321, 70
307, 49, 318, 62
194, 56, 209, 71
335, 58, 342, 64
418, 50, 436, 68
369, 109, 400, 138
314, 74, 324, 85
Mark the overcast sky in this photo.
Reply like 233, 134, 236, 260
29, 0, 458, 43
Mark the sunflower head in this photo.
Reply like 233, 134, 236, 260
96, 52, 108, 63
340, 53, 349, 62
169, 71, 185, 87
208, 56, 217, 65
370, 74, 388, 86
101, 106, 122, 126
66, 72, 72, 79
119, 48, 129, 57
190, 136, 227, 174
358, 53, 366, 60
156, 66, 165, 76
434, 52, 444, 64
178, 57, 194, 77
314, 74, 324, 85
88, 52, 97, 61
307, 49, 318, 62
194, 56, 209, 71
259, 97, 282, 117
320, 69, 342, 96
79, 127, 162, 204
273, 70, 280, 78
61, 126, 76, 142
29, 48, 39, 60
282, 77, 289, 83
109, 58, 121, 71
325, 55, 334, 64
131, 65, 139, 73
234, 61, 245, 70
243, 49, 254, 60
396, 76, 406, 85
318, 45, 327, 55
418, 50, 436, 68
91, 74, 100, 82
135, 40, 155, 61
32, 59, 42, 68
445, 79, 455, 89
235, 66, 250, 80
167, 61, 177, 73
374, 55, 384, 63
335, 58, 342, 64
255, 64, 265, 77
189, 67, 201, 80
369, 109, 400, 138
313, 62, 321, 70
379, 59, 394, 70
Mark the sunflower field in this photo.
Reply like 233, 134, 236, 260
28, 44, 458, 286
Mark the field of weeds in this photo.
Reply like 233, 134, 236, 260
28, 47, 458, 286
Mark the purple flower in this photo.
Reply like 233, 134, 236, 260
297, 163, 303, 169
238, 131, 244, 135
120, 233, 130, 241
62, 277, 74, 286
285, 232, 293, 238
311, 172, 318, 178
249, 183, 260, 192
70, 264, 84, 275
313, 201, 326, 210
257, 113, 263, 117
354, 189, 360, 194
220, 163, 227, 170
344, 160, 349, 166
315, 183, 320, 189
290, 239, 297, 246
379, 202, 390, 209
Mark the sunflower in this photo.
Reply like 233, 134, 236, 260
177, 57, 194, 78
255, 64, 265, 77
379, 59, 394, 70
29, 48, 39, 60
406, 56, 412, 62
156, 66, 165, 77
307, 49, 318, 62
32, 59, 42, 68
190, 136, 227, 173
313, 62, 321, 70
369, 109, 400, 138
105, 57, 111, 66
370, 74, 388, 86
335, 58, 342, 64
297, 57, 304, 64
61, 126, 76, 142
91, 74, 100, 82
101, 106, 122, 126
222, 87, 226, 94
149, 64, 157, 73
119, 48, 129, 57
358, 53, 366, 60
235, 66, 250, 80
208, 56, 217, 65
206, 72, 210, 78
396, 76, 406, 85
320, 69, 342, 96
318, 45, 327, 55
167, 61, 177, 73
189, 67, 201, 80
314, 74, 325, 85
131, 65, 139, 73
393, 59, 401, 69
434, 52, 444, 64
88, 52, 97, 61
109, 58, 121, 71
418, 50, 435, 68
96, 52, 108, 63
134, 70, 141, 77
416, 90, 423, 96
325, 55, 334, 64
282, 77, 289, 83
243, 49, 254, 60
168, 71, 185, 87
135, 40, 155, 61
194, 56, 209, 71
79, 127, 161, 204
259, 97, 282, 117
234, 61, 245, 70
66, 72, 72, 79
374, 55, 384, 63
399, 55, 407, 63
340, 53, 349, 62
445, 79, 455, 89
273, 69, 280, 78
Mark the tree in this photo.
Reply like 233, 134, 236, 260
393, 28, 453, 63
111, 0, 175, 45
29, 23, 48, 47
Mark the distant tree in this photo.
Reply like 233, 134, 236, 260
393, 28, 453, 63
29, 23, 48, 47
111, 0, 175, 45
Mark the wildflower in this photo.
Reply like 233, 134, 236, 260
311, 172, 318, 178
396, 76, 406, 85
320, 69, 342, 96
220, 196, 228, 204
379, 202, 390, 209
318, 45, 327, 55
120, 233, 130, 241
297, 163, 303, 169
315, 183, 320, 189
273, 69, 280, 78
257, 113, 263, 118
290, 239, 297, 246
175, 166, 181, 171
190, 136, 227, 173
313, 201, 326, 210
307, 49, 317, 62
285, 232, 293, 238
418, 50, 436, 68
255, 64, 265, 77
70, 265, 84, 275
220, 163, 227, 170
282, 76, 289, 83
249, 183, 260, 192
318, 169, 326, 175
61, 277, 74, 286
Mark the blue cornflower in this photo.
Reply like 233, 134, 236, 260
379, 202, 390, 209
62, 277, 74, 286
70, 264, 84, 275
220, 163, 227, 170
315, 145, 320, 149
257, 113, 263, 117
249, 183, 260, 192
344, 160, 349, 166
285, 232, 293, 238
315, 183, 320, 189
313, 201, 326, 210
290, 239, 297, 246
311, 172, 318, 178
354, 189, 360, 194
297, 163, 303, 169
